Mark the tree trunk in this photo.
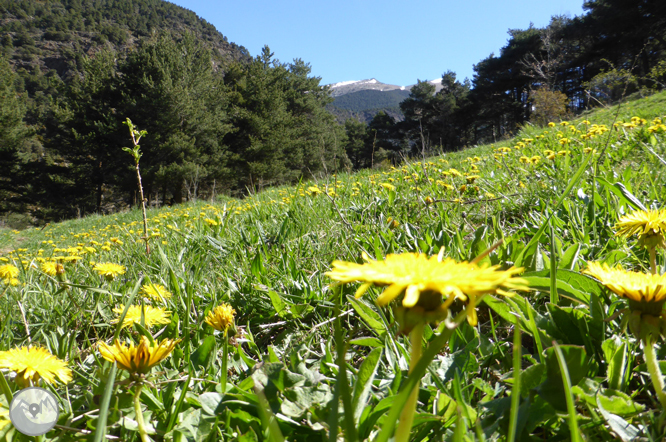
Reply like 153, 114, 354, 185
174, 179, 183, 204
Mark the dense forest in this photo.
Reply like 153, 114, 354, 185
1, 0, 665, 225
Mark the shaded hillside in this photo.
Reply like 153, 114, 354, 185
332, 89, 410, 113
327, 104, 403, 124
0, 0, 249, 93
328, 88, 409, 123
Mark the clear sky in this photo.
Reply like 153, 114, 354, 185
168, 0, 585, 87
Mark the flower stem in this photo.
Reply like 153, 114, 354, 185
134, 383, 150, 442
395, 322, 424, 442
643, 336, 666, 409
220, 333, 229, 394
650, 246, 657, 275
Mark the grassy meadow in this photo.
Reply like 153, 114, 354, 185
1, 91, 666, 441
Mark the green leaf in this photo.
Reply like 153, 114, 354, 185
347, 295, 386, 337
596, 178, 647, 212
522, 274, 590, 305
539, 345, 590, 412
596, 395, 640, 442
199, 392, 223, 416
520, 363, 546, 398
352, 347, 382, 425
573, 378, 644, 416
251, 252, 266, 279
602, 337, 629, 391
559, 244, 582, 270
349, 337, 384, 347
388, 189, 396, 206
469, 225, 490, 265
132, 321, 155, 345
191, 335, 216, 369
93, 363, 117, 442
268, 291, 290, 319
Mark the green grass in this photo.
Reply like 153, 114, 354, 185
1, 92, 666, 441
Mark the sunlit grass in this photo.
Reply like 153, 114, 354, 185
0, 92, 665, 441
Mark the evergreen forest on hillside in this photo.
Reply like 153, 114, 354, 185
0, 0, 665, 226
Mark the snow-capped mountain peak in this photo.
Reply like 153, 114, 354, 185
326, 78, 443, 97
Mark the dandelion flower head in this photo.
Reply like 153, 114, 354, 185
98, 336, 179, 374
112, 305, 171, 329
93, 262, 126, 280
140, 283, 172, 301
0, 264, 18, 283
205, 303, 236, 332
327, 252, 527, 327
0, 346, 72, 388
614, 208, 666, 249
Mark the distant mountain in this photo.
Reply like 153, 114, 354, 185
326, 78, 443, 123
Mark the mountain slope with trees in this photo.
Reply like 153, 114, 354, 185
0, 0, 346, 223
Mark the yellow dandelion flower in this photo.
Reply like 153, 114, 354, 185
205, 303, 236, 332
98, 337, 179, 374
583, 262, 666, 335
380, 183, 396, 191
307, 186, 322, 196
0, 264, 18, 281
584, 262, 666, 304
548, 122, 556, 127
41, 261, 64, 277
140, 283, 172, 301
93, 262, 126, 281
326, 253, 527, 327
0, 346, 72, 388
112, 305, 171, 329
614, 208, 666, 249
466, 175, 480, 183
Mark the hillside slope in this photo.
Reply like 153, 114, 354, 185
0, 91, 665, 441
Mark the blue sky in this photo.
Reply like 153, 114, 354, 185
168, 0, 585, 87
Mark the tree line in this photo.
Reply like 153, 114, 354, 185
1, 34, 346, 221
344, 0, 666, 165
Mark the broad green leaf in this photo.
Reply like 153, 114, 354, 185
347, 295, 386, 337
349, 337, 384, 347
602, 337, 629, 391
351, 347, 382, 425
559, 244, 582, 270
191, 336, 216, 369
522, 274, 590, 305
519, 363, 546, 398
538, 345, 590, 411
469, 225, 490, 265
268, 290, 290, 318
596, 395, 640, 442
573, 378, 644, 416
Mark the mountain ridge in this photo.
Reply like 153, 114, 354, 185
327, 78, 444, 97
326, 78, 444, 123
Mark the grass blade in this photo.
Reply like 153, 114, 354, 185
92, 362, 117, 442
553, 341, 582, 442
507, 321, 521, 442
